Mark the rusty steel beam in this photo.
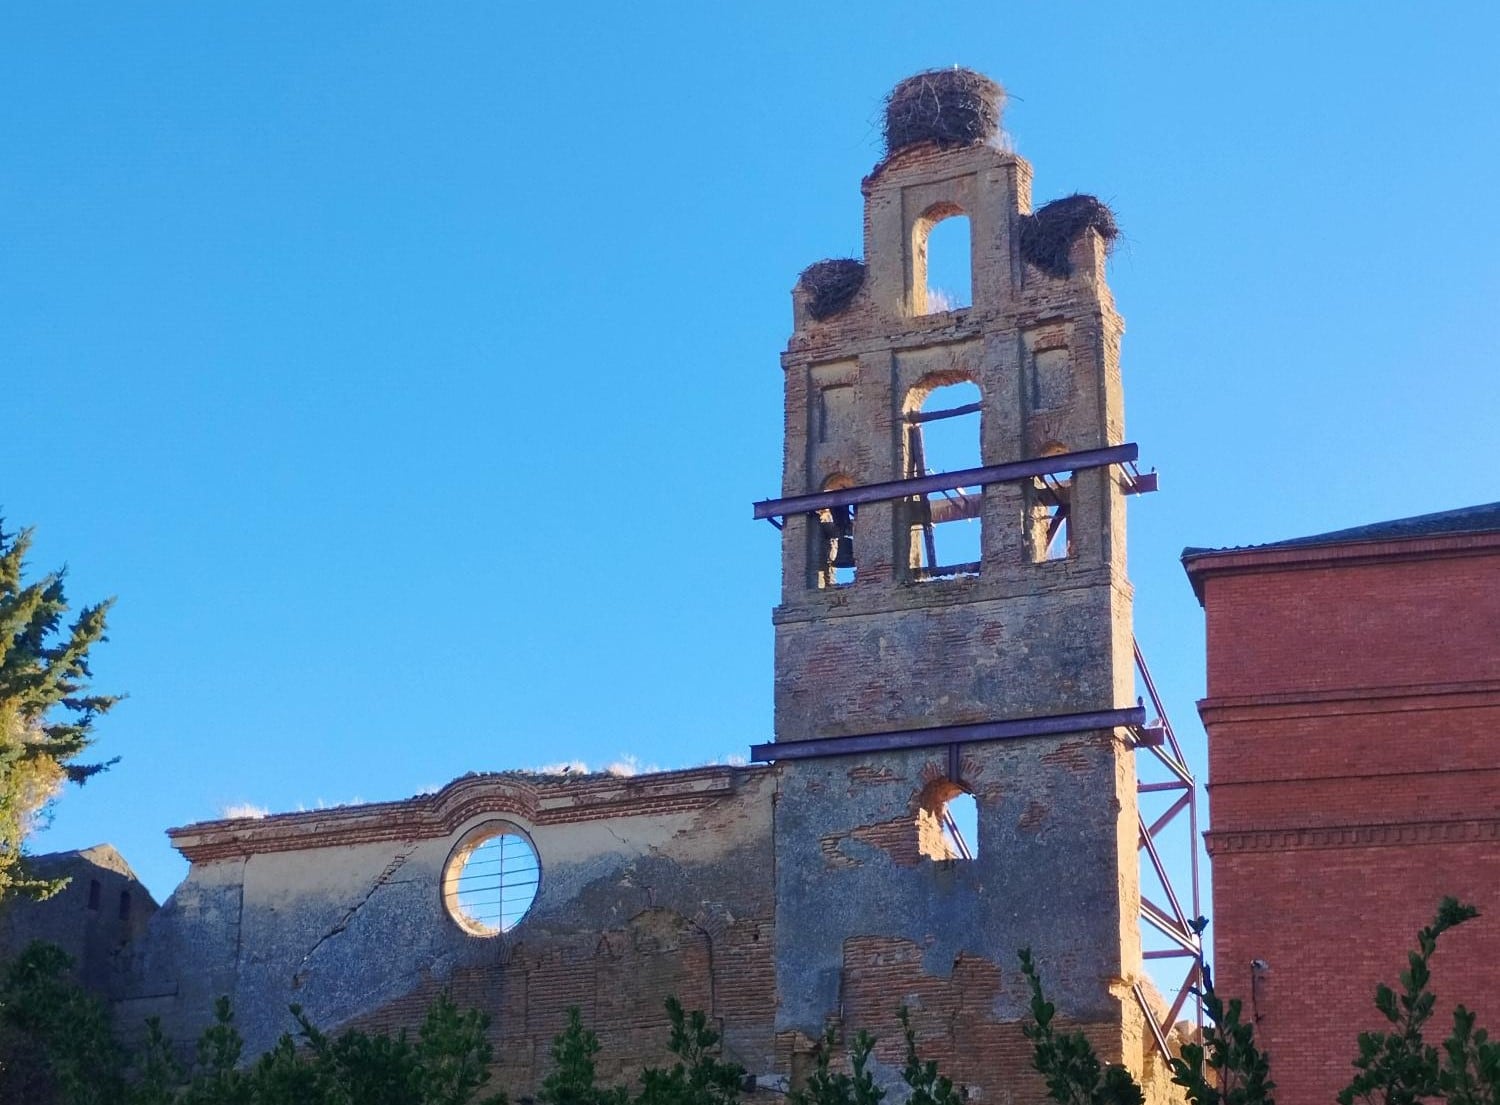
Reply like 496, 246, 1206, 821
752, 443, 1140, 520
1134, 981, 1175, 1063
904, 400, 983, 424
1141, 900, 1200, 955
1144, 791, 1193, 841
928, 493, 980, 525
749, 705, 1146, 763
1138, 779, 1190, 793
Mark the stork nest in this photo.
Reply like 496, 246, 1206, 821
1019, 194, 1119, 278
799, 258, 866, 321
884, 68, 1004, 155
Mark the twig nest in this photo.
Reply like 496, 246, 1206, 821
1019, 195, 1119, 278
799, 259, 866, 321
884, 68, 1005, 156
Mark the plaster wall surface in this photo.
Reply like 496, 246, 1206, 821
774, 738, 1137, 1029
763, 115, 1163, 1105
119, 766, 779, 1091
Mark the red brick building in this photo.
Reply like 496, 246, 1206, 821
1184, 503, 1500, 1105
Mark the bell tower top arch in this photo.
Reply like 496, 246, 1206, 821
754, 72, 1170, 1101
758, 67, 1150, 746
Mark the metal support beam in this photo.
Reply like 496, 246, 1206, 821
1134, 981, 1175, 1063
749, 705, 1145, 764
905, 400, 982, 424
752, 443, 1142, 520
1134, 637, 1205, 1038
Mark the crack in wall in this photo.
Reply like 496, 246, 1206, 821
291, 843, 417, 988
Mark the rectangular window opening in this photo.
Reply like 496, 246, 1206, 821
1029, 472, 1073, 562
909, 486, 982, 580
814, 503, 857, 589
904, 405, 982, 581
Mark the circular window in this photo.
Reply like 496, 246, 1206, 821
442, 823, 540, 936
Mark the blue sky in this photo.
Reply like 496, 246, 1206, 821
4, 3, 1497, 917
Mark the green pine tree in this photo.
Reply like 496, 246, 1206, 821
180, 996, 252, 1105
539, 1007, 626, 1105
0, 941, 127, 1105
1020, 948, 1144, 1105
898, 1006, 965, 1105
787, 1025, 884, 1105
0, 520, 118, 901
636, 997, 745, 1105
1340, 898, 1482, 1105
416, 991, 507, 1105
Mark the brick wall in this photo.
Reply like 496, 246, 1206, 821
1195, 534, 1500, 1105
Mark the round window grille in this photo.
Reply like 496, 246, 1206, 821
442, 824, 540, 936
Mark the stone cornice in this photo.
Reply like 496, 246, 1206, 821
168, 765, 761, 864
1206, 816, 1500, 856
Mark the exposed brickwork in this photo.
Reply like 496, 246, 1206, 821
768, 75, 1163, 1105
343, 909, 775, 1096
1189, 526, 1500, 1105
838, 935, 1161, 1105
116, 765, 781, 1076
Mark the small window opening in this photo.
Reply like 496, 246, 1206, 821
814, 475, 856, 588
1028, 456, 1073, 562
918, 779, 978, 861
118, 890, 131, 921
442, 824, 540, 937
925, 216, 971, 312
819, 504, 856, 586
905, 381, 981, 579
914, 208, 972, 315
87, 879, 101, 911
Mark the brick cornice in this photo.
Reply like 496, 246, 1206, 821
1198, 679, 1500, 726
1182, 529, 1500, 604
1206, 816, 1500, 856
168, 765, 760, 864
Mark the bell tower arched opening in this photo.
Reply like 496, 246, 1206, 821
1028, 443, 1074, 562
903, 378, 982, 579
812, 474, 857, 588
911, 204, 972, 316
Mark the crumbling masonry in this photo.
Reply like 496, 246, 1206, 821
21, 70, 1184, 1104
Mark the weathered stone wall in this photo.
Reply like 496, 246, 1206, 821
768, 119, 1163, 1104
773, 738, 1139, 1064
775, 140, 1133, 743
0, 845, 156, 995
117, 766, 778, 1090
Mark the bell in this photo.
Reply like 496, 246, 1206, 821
833, 533, 856, 569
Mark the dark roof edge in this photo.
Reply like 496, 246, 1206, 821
1180, 502, 1500, 605
1183, 501, 1500, 562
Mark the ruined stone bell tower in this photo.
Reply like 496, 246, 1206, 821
751, 70, 1166, 1095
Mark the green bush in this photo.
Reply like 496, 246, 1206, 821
1, 898, 1491, 1105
